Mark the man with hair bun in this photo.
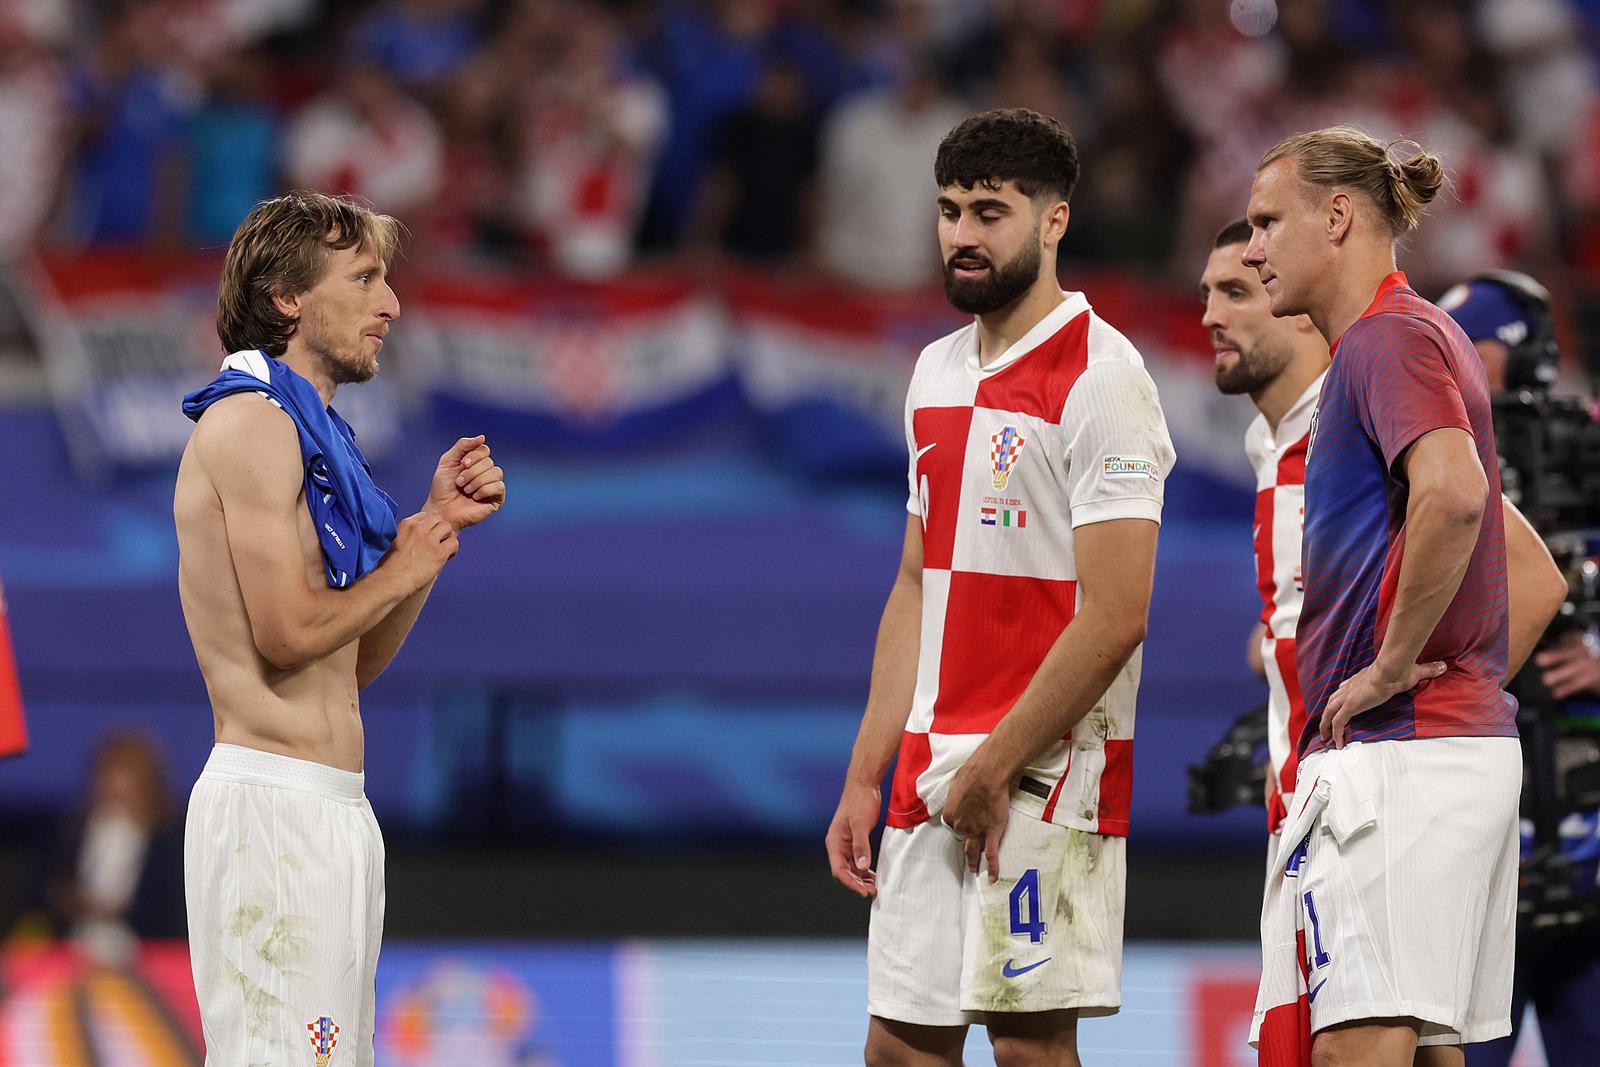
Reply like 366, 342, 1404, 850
175, 191, 506, 1066
1242, 127, 1522, 1066
826, 107, 1175, 1065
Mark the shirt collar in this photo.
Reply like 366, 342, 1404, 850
967, 290, 1090, 376
1332, 271, 1409, 355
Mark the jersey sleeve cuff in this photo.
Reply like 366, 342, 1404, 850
1069, 497, 1163, 529
1380, 417, 1474, 473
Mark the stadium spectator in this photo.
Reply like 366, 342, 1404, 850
283, 60, 443, 223
987, 23, 1079, 126
634, 0, 767, 250
1565, 94, 1600, 281
0, 0, 1592, 314
351, 0, 487, 94
1389, 2, 1556, 290
693, 58, 820, 267
184, 45, 281, 247
1067, 46, 1193, 269
510, 1, 667, 277
427, 55, 522, 265
0, 10, 66, 258
762, 0, 892, 114
814, 53, 964, 289
30, 732, 185, 967
62, 3, 197, 246
1475, 0, 1598, 159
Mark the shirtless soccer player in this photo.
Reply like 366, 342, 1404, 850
1200, 218, 1564, 1065
174, 193, 505, 1066
825, 108, 1176, 1066
1242, 127, 1523, 1066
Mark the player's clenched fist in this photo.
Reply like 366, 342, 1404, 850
825, 780, 881, 898
390, 513, 458, 590
426, 434, 506, 531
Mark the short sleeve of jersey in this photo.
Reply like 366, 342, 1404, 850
1061, 360, 1176, 528
1343, 315, 1472, 473
904, 382, 920, 516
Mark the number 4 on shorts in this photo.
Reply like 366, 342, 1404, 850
1009, 868, 1048, 944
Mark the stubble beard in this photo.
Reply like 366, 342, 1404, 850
301, 305, 377, 386
1214, 336, 1292, 396
943, 229, 1043, 316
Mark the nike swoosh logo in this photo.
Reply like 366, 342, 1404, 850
1308, 978, 1328, 1003
915, 443, 937, 462
1002, 957, 1051, 978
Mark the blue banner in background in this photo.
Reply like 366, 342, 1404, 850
375, 944, 620, 1066
4, 254, 1275, 846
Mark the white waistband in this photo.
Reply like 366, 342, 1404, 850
200, 743, 366, 802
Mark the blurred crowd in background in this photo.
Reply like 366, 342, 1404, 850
2, 0, 1599, 298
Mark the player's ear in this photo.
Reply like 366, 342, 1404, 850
272, 289, 302, 319
1327, 191, 1354, 243
1043, 199, 1069, 246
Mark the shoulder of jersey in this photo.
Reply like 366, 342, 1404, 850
909, 321, 976, 391
1243, 410, 1272, 465
917, 320, 976, 364
1353, 305, 1451, 352
1081, 307, 1147, 371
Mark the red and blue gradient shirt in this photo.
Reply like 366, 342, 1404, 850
1295, 272, 1515, 758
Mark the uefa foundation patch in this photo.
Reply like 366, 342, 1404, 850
1102, 456, 1160, 481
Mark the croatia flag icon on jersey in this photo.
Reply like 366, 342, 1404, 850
307, 1016, 339, 1065
990, 426, 1027, 490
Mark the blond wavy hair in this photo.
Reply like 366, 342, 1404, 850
1259, 126, 1446, 235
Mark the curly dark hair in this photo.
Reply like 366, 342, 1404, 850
934, 108, 1080, 204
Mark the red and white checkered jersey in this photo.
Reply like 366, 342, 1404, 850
1244, 373, 1322, 834
887, 292, 1176, 837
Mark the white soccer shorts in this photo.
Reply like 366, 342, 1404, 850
867, 795, 1125, 1026
1250, 797, 1300, 1049
184, 744, 385, 1067
1282, 736, 1520, 1045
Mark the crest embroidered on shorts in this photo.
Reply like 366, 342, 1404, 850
990, 426, 1027, 490
307, 1015, 340, 1065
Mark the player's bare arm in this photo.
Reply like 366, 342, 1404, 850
943, 516, 1158, 880
1320, 427, 1486, 747
1502, 496, 1566, 683
825, 514, 923, 898
356, 435, 506, 687
1245, 620, 1267, 678
199, 393, 457, 670
1536, 632, 1600, 699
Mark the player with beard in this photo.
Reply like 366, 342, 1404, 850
826, 108, 1176, 1066
1201, 218, 1562, 1065
173, 192, 506, 1066
1202, 218, 1329, 842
